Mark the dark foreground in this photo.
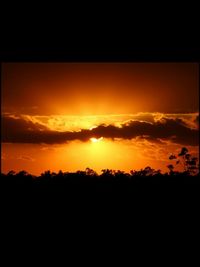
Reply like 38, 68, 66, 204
1, 170, 199, 202
1, 170, 200, 263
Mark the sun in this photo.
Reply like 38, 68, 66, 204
90, 137, 103, 143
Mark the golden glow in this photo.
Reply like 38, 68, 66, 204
2, 139, 199, 175
2, 63, 198, 175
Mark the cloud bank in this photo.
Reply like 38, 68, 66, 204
2, 114, 199, 146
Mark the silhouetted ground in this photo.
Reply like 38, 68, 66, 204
1, 169, 199, 201
1, 148, 199, 203
1, 168, 199, 255
1, 168, 200, 185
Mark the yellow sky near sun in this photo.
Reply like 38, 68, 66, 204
2, 137, 198, 175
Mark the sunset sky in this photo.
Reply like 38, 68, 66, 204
1, 63, 199, 175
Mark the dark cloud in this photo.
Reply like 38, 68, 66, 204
1, 115, 199, 146
2, 115, 47, 132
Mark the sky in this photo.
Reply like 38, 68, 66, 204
1, 63, 199, 175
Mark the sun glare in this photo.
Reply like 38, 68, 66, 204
90, 137, 103, 143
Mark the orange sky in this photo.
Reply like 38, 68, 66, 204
1, 63, 199, 175
2, 63, 199, 115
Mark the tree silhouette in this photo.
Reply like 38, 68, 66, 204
167, 164, 174, 174
168, 147, 199, 175
1, 146, 199, 190
85, 168, 97, 176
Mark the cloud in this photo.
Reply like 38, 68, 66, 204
17, 156, 35, 161
194, 115, 199, 128
2, 114, 199, 146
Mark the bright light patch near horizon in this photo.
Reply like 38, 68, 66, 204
90, 137, 103, 143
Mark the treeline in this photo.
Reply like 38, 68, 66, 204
1, 147, 199, 188
1, 166, 200, 187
